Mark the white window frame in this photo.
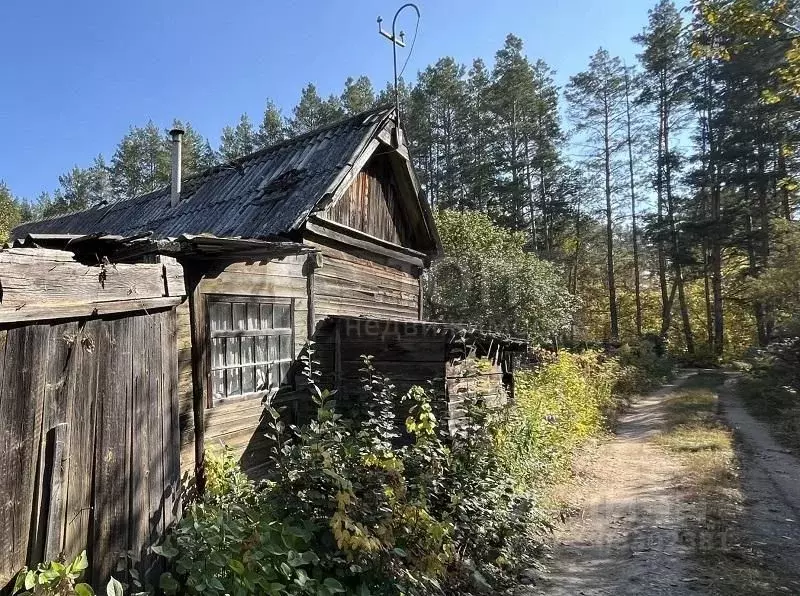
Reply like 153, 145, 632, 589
206, 295, 295, 406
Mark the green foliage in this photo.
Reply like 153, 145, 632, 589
738, 335, 800, 453
427, 209, 577, 341
13, 551, 93, 596
154, 355, 561, 595
495, 351, 617, 488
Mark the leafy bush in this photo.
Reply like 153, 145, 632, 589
737, 336, 800, 453
12, 551, 124, 596
426, 209, 577, 341
494, 350, 618, 489
153, 356, 549, 595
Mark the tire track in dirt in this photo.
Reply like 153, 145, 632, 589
520, 373, 703, 596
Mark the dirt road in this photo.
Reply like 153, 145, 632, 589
521, 372, 800, 596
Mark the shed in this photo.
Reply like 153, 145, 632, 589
10, 105, 524, 490
328, 316, 527, 433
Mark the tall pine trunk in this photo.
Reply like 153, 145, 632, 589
603, 93, 619, 341
662, 77, 694, 353
624, 71, 642, 337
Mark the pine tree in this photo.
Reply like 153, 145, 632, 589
287, 83, 344, 136
566, 48, 628, 341
635, 0, 695, 351
341, 76, 376, 114
110, 121, 170, 199
0, 181, 21, 241
256, 100, 286, 147
219, 114, 258, 161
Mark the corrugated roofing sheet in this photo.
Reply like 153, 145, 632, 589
14, 106, 394, 241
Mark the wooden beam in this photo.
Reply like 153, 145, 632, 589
305, 253, 322, 340
306, 219, 426, 268
0, 297, 180, 325
185, 266, 207, 495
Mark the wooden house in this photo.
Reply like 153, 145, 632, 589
12, 106, 526, 481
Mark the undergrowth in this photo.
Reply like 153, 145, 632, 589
737, 336, 800, 455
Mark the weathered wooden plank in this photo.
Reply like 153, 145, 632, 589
162, 262, 186, 298
0, 297, 181, 325
198, 275, 306, 298
162, 309, 181, 529
0, 256, 169, 309
129, 314, 149, 566
43, 423, 68, 561
92, 317, 132, 584
62, 320, 98, 562
29, 324, 76, 562
0, 325, 49, 584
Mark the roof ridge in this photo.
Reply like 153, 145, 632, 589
184, 104, 394, 185
15, 105, 396, 230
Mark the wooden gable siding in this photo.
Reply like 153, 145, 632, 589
321, 154, 416, 248
178, 255, 310, 477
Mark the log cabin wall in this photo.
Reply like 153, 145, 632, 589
179, 254, 310, 477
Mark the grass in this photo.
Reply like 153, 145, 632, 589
653, 375, 797, 595
654, 385, 738, 502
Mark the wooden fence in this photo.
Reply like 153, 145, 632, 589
0, 248, 183, 589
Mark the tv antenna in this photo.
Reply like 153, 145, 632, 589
377, 3, 420, 128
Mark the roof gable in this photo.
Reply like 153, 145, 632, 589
13, 107, 440, 253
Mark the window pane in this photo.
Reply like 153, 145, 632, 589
241, 337, 254, 365
274, 304, 290, 329
227, 368, 241, 396
267, 335, 277, 363
233, 303, 247, 330
279, 334, 292, 360
226, 337, 240, 366
242, 365, 255, 394
211, 338, 225, 369
212, 370, 225, 400
280, 361, 290, 385
247, 303, 260, 330
271, 362, 280, 388
255, 365, 268, 391
210, 302, 231, 331
255, 336, 267, 364
260, 304, 273, 329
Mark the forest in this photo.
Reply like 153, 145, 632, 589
2, 0, 800, 359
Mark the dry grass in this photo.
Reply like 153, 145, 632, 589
653, 377, 794, 595
655, 388, 739, 505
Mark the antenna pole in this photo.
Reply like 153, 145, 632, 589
378, 3, 419, 127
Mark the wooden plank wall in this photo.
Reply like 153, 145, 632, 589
179, 255, 309, 477
0, 308, 179, 590
322, 154, 415, 247
306, 237, 422, 391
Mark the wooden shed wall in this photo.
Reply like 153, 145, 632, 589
0, 308, 179, 590
305, 237, 421, 385
179, 255, 309, 476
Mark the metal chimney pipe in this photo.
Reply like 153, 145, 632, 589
169, 127, 185, 207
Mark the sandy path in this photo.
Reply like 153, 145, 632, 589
521, 372, 800, 595
718, 377, 800, 591
522, 373, 702, 596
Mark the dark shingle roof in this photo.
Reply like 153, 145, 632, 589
14, 106, 395, 241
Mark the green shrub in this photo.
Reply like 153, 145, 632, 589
495, 350, 618, 489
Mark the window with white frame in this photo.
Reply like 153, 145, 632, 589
208, 296, 294, 404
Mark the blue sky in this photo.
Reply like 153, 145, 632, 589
0, 0, 665, 200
